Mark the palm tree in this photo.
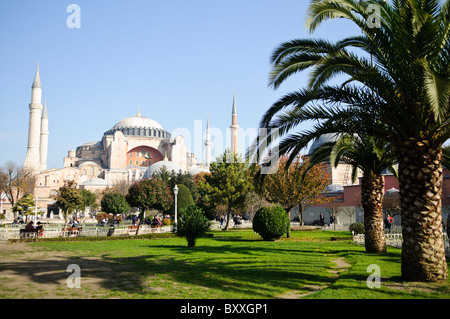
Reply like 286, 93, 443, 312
256, 0, 449, 282
308, 133, 397, 253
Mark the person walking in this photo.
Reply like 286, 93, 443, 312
386, 214, 394, 233
319, 213, 325, 226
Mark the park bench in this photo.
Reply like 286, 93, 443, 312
19, 228, 43, 239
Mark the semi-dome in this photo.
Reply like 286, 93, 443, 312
188, 165, 210, 176
325, 184, 344, 193
81, 177, 108, 186
385, 187, 399, 197
142, 159, 186, 179
104, 111, 171, 139
308, 133, 341, 155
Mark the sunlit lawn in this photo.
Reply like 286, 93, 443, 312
0, 229, 448, 299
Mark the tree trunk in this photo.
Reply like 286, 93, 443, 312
286, 209, 291, 238
299, 204, 304, 226
397, 139, 448, 282
224, 206, 231, 230
135, 209, 144, 236
361, 171, 386, 253
187, 238, 196, 248
63, 210, 69, 238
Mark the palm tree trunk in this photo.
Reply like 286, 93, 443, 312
361, 171, 386, 253
397, 139, 448, 282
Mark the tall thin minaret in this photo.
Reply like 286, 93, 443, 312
230, 91, 239, 155
24, 63, 43, 173
39, 99, 49, 171
205, 116, 211, 167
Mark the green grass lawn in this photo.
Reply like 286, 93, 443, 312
0, 229, 448, 299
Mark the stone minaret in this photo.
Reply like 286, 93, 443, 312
205, 116, 211, 167
24, 63, 43, 173
39, 99, 49, 171
230, 91, 239, 155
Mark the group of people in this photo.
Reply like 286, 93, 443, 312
218, 214, 244, 228
70, 218, 80, 227
319, 213, 335, 227
131, 215, 164, 228
25, 220, 43, 231
12, 217, 25, 225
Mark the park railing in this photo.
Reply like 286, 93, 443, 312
0, 224, 173, 241
352, 232, 450, 253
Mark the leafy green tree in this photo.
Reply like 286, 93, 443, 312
198, 149, 253, 230
177, 204, 211, 248
256, 0, 449, 282
101, 192, 129, 220
309, 133, 397, 253
260, 154, 332, 237
152, 165, 174, 184
12, 193, 36, 221
54, 180, 83, 235
126, 179, 173, 235
78, 189, 97, 214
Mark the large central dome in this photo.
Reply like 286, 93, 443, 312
113, 114, 163, 130
104, 110, 171, 139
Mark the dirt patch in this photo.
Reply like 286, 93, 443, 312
277, 257, 351, 299
0, 242, 34, 254
277, 284, 325, 299
328, 257, 351, 277
0, 242, 121, 298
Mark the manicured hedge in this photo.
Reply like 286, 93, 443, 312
252, 205, 289, 241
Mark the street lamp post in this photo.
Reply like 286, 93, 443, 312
34, 197, 38, 225
173, 185, 179, 233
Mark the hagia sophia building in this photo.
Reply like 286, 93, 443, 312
20, 65, 239, 216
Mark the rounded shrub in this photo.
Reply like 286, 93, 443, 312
349, 222, 365, 235
177, 204, 211, 248
253, 205, 289, 241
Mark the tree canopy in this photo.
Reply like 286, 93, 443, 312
198, 149, 253, 230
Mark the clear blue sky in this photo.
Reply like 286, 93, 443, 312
0, 0, 360, 169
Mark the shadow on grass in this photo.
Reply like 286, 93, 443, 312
0, 237, 421, 299
0, 252, 335, 298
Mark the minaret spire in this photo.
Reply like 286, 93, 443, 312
24, 63, 43, 173
230, 91, 239, 155
32, 62, 41, 88
40, 99, 49, 171
205, 116, 211, 167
